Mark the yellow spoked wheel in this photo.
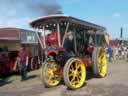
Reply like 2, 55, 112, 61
64, 58, 86, 89
92, 47, 107, 78
40, 58, 62, 87
97, 48, 107, 77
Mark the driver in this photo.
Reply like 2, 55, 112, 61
64, 31, 75, 56
87, 36, 94, 54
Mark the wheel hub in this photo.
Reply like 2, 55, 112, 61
73, 70, 77, 76
48, 69, 54, 76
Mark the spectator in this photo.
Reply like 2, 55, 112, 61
118, 46, 123, 59
107, 46, 113, 62
18, 45, 28, 81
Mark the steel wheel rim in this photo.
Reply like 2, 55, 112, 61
67, 59, 86, 88
43, 62, 61, 86
98, 48, 107, 77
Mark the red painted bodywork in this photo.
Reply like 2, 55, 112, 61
47, 50, 58, 56
0, 52, 40, 75
55, 57, 91, 76
44, 31, 94, 76
0, 53, 18, 75
46, 31, 58, 47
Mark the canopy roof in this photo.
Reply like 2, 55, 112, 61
30, 14, 106, 31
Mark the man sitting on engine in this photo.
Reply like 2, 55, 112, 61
64, 31, 75, 57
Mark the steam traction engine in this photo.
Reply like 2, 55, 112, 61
30, 15, 109, 89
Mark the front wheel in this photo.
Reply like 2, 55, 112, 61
40, 58, 62, 87
92, 47, 107, 78
64, 57, 86, 89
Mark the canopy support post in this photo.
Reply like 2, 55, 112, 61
34, 28, 44, 49
94, 30, 97, 46
57, 23, 61, 47
73, 27, 77, 53
62, 22, 70, 47
42, 26, 46, 48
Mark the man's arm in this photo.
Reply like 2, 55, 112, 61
26, 56, 28, 66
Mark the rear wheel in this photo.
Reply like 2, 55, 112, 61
64, 58, 86, 89
40, 58, 62, 87
92, 47, 107, 78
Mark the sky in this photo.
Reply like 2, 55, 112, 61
0, 0, 128, 39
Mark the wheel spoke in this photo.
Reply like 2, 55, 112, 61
76, 64, 81, 70
70, 69, 81, 84
70, 64, 75, 70
76, 75, 80, 81
69, 72, 74, 77
74, 62, 80, 70
71, 76, 78, 85
70, 66, 74, 72
77, 71, 82, 76
71, 76, 75, 82
78, 75, 81, 81
74, 62, 77, 70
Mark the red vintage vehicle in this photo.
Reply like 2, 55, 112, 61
0, 50, 40, 76
0, 50, 18, 76
30, 15, 109, 89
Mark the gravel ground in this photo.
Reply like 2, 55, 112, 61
0, 60, 128, 96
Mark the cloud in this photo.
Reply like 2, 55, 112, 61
0, 0, 64, 29
0, 0, 28, 28
0, 5, 31, 29
112, 13, 121, 18
0, 17, 31, 29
